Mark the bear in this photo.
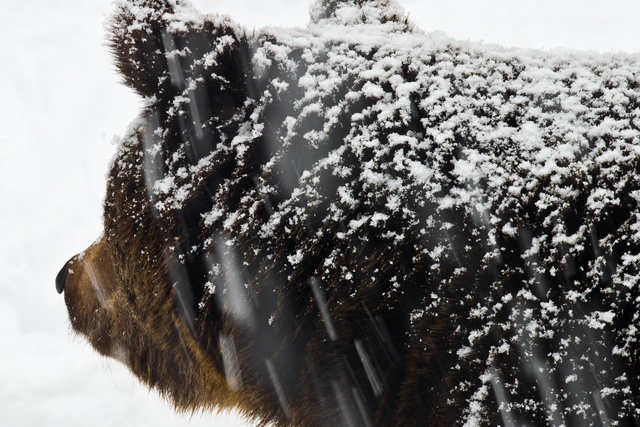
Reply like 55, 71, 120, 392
56, 0, 640, 425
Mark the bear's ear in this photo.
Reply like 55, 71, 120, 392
109, 0, 246, 99
108, 0, 181, 97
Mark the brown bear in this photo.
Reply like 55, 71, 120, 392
57, 0, 640, 425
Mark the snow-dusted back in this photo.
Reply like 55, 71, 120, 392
94, 0, 640, 424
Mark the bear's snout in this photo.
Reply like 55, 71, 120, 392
60, 241, 125, 357
55, 259, 71, 294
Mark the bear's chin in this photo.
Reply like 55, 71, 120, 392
63, 241, 126, 361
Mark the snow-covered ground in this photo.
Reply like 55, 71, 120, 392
0, 1, 637, 426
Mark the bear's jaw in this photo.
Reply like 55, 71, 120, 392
62, 241, 125, 358
61, 237, 242, 412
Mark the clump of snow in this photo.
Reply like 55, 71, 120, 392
586, 310, 616, 330
309, 0, 409, 28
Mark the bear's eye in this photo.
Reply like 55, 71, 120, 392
125, 287, 137, 306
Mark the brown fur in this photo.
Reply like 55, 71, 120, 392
59, 0, 640, 425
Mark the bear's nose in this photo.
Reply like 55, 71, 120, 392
56, 259, 71, 294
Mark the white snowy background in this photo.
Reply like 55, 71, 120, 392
0, 0, 638, 426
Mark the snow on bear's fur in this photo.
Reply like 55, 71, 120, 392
57, 0, 640, 425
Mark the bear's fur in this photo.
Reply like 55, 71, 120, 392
58, 0, 640, 425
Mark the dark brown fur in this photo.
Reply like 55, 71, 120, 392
59, 0, 640, 425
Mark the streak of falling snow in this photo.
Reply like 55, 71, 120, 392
109, 342, 131, 368
142, 111, 165, 209
310, 277, 338, 341
341, 356, 368, 410
512, 299, 564, 426
219, 333, 243, 390
331, 381, 357, 427
161, 30, 186, 90
173, 314, 194, 365
186, 88, 205, 141
266, 359, 292, 419
354, 340, 383, 397
351, 386, 373, 427
212, 237, 255, 328
84, 258, 108, 309
168, 252, 197, 335
362, 302, 400, 364
161, 28, 208, 160
592, 390, 611, 427
488, 369, 516, 427
443, 229, 464, 269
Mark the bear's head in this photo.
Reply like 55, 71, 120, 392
57, 0, 417, 424
56, 0, 262, 411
